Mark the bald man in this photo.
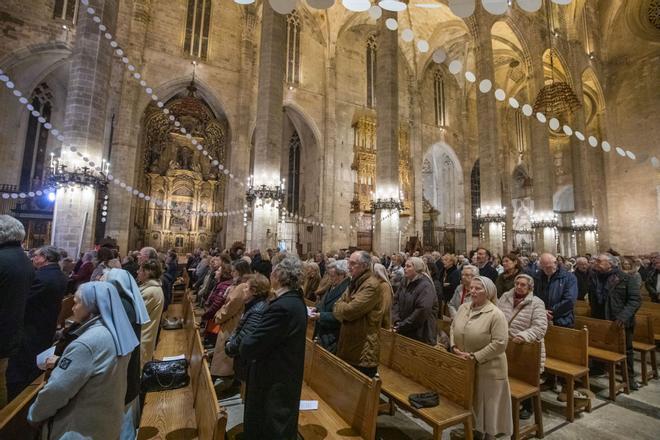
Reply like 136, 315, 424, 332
533, 253, 578, 327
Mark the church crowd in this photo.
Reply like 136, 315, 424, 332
0, 212, 659, 439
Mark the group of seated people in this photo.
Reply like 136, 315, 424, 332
2, 208, 658, 440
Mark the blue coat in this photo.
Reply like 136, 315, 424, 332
533, 267, 577, 328
313, 277, 350, 353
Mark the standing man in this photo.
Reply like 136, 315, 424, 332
574, 257, 590, 300
0, 215, 34, 408
334, 251, 383, 378
475, 247, 498, 282
588, 253, 641, 390
644, 255, 659, 303
240, 256, 307, 439
7, 246, 68, 399
533, 253, 577, 328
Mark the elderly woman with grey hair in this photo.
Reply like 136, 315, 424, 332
0, 215, 34, 408
310, 259, 350, 353
239, 256, 308, 439
448, 264, 479, 318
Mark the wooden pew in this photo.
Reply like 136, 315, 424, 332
544, 325, 591, 422
378, 329, 475, 440
574, 300, 590, 317
506, 340, 543, 440
0, 375, 43, 439
300, 339, 381, 439
189, 329, 205, 405
56, 295, 74, 329
194, 359, 228, 440
575, 316, 629, 400
633, 313, 658, 384
638, 301, 660, 343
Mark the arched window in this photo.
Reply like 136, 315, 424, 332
366, 35, 377, 108
20, 83, 53, 192
184, 0, 212, 59
53, 0, 77, 22
434, 70, 446, 127
286, 11, 301, 85
471, 160, 481, 237
287, 131, 301, 214
514, 111, 526, 161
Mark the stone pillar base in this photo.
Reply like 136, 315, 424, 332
533, 227, 558, 254
373, 209, 400, 256
575, 230, 598, 255
249, 205, 279, 252
52, 187, 98, 257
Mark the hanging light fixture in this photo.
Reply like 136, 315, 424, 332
533, 1, 581, 118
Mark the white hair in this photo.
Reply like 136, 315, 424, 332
0, 215, 26, 245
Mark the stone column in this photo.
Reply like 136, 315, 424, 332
529, 52, 558, 253
473, 16, 504, 255
52, 0, 119, 256
373, 11, 400, 255
226, 7, 258, 247
105, 0, 152, 253
249, 3, 286, 252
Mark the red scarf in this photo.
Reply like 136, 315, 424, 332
460, 286, 469, 304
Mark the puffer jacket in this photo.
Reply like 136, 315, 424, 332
587, 268, 641, 328
533, 267, 577, 328
392, 275, 438, 345
225, 296, 269, 381
497, 289, 548, 371
333, 270, 383, 368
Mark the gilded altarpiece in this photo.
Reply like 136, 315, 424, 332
138, 85, 227, 252
350, 116, 413, 249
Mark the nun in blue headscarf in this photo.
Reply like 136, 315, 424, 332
29, 282, 137, 440
104, 268, 150, 440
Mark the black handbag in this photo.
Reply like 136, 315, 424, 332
140, 359, 190, 393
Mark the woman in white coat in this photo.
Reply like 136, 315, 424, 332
28, 281, 138, 440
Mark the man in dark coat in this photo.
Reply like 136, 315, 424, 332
475, 247, 498, 282
0, 215, 34, 408
588, 253, 641, 389
533, 253, 577, 328
311, 260, 350, 353
644, 255, 659, 303
7, 246, 68, 399
240, 256, 307, 440
574, 257, 590, 300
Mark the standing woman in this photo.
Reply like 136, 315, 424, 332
310, 260, 351, 352
451, 276, 512, 440
372, 263, 393, 329
495, 253, 523, 298
301, 262, 321, 302
392, 257, 438, 345
137, 260, 164, 368
28, 282, 138, 440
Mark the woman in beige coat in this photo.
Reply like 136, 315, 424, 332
497, 273, 548, 420
138, 260, 165, 368
451, 276, 512, 439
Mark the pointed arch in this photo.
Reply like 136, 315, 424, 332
581, 67, 606, 126
422, 142, 465, 227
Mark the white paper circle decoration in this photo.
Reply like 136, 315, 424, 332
516, 0, 542, 13
379, 0, 407, 12
575, 131, 585, 141
449, 60, 463, 74
368, 5, 383, 19
401, 28, 414, 42
449, 0, 476, 18
494, 88, 506, 101
522, 104, 533, 117
308, 0, 334, 9
465, 71, 476, 82
615, 146, 626, 156
269, 0, 296, 14
479, 79, 492, 93
650, 156, 659, 169
342, 0, 371, 12
588, 136, 598, 147
562, 125, 573, 136
508, 97, 519, 108
385, 18, 398, 30
417, 40, 430, 53
549, 117, 560, 131
626, 150, 636, 160
536, 112, 547, 123
551, 0, 572, 5
481, 0, 508, 15
235, 0, 256, 4
432, 48, 447, 64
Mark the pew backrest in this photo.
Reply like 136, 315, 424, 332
190, 331, 205, 405
194, 359, 227, 440
437, 318, 451, 336
574, 300, 590, 317
506, 340, 541, 387
634, 313, 654, 345
575, 316, 625, 354
379, 329, 474, 410
545, 325, 588, 367
0, 375, 43, 438
638, 302, 660, 337
57, 295, 75, 328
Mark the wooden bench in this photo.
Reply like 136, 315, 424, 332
575, 316, 629, 400
633, 313, 658, 384
379, 329, 475, 440
574, 300, 590, 317
56, 295, 74, 329
194, 359, 227, 440
0, 374, 43, 439
544, 325, 591, 422
300, 339, 381, 439
507, 340, 543, 440
638, 301, 660, 343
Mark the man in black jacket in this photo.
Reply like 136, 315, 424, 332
475, 247, 498, 282
240, 256, 307, 440
588, 253, 641, 390
0, 215, 34, 408
7, 246, 68, 399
